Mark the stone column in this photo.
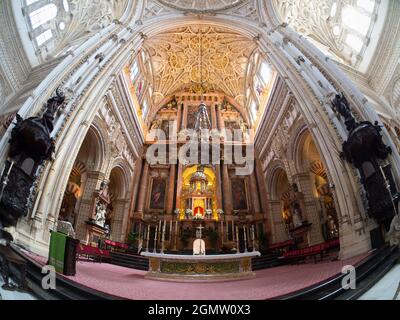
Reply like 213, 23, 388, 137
130, 156, 143, 215
222, 164, 233, 215
136, 160, 150, 214
249, 172, 261, 213
268, 200, 289, 243
166, 164, 176, 214
75, 170, 104, 240
294, 172, 324, 245
111, 199, 130, 242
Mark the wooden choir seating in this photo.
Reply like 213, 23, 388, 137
76, 243, 110, 262
267, 240, 295, 252
282, 238, 340, 263
104, 239, 129, 252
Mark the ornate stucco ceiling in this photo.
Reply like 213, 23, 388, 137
143, 26, 257, 105
156, 0, 247, 13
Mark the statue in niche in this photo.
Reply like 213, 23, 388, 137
94, 199, 107, 228
292, 203, 303, 228
288, 184, 306, 228
332, 93, 399, 227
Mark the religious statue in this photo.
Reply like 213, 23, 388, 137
386, 203, 400, 247
327, 214, 339, 238
94, 200, 107, 228
292, 203, 303, 228
289, 184, 305, 227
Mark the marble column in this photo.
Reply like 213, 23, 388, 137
222, 164, 233, 215
176, 163, 183, 212
249, 172, 261, 213
110, 199, 129, 242
136, 160, 149, 214
211, 104, 217, 130
176, 103, 183, 131
182, 103, 188, 129
215, 164, 223, 209
166, 164, 176, 214
130, 156, 143, 214
217, 105, 225, 131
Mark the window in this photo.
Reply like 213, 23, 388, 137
63, 0, 70, 12
36, 29, 53, 46
357, 0, 375, 12
130, 61, 139, 81
26, 0, 39, 5
345, 34, 364, 53
341, 6, 371, 35
29, 4, 58, 29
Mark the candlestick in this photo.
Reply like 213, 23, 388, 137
236, 226, 239, 254
161, 220, 166, 254
244, 226, 248, 253
174, 220, 178, 250
220, 219, 224, 246
252, 225, 256, 252
153, 226, 158, 253
146, 225, 150, 252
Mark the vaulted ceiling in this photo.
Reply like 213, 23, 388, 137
143, 26, 257, 105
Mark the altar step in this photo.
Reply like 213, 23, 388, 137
277, 244, 400, 300
108, 252, 149, 271
252, 254, 282, 270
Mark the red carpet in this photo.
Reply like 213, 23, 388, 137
26, 251, 369, 300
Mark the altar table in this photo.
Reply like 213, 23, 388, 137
141, 251, 261, 282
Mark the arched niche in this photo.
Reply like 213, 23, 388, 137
57, 124, 106, 229
108, 164, 130, 241
295, 130, 340, 241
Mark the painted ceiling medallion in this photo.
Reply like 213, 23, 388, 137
157, 0, 246, 13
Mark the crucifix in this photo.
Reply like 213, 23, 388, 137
196, 224, 205, 239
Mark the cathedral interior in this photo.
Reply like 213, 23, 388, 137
0, 0, 400, 302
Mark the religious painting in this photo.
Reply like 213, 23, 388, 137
149, 179, 166, 210
231, 179, 248, 211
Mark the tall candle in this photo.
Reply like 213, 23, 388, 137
236, 226, 239, 254
244, 226, 248, 253
146, 225, 150, 252
153, 226, 158, 253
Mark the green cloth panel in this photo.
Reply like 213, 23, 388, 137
48, 231, 67, 273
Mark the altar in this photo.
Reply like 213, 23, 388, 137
141, 251, 260, 282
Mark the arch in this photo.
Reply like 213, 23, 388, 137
108, 162, 130, 200
76, 124, 106, 172
266, 161, 289, 201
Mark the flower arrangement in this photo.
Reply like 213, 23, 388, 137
194, 213, 204, 220
185, 209, 193, 218
205, 209, 212, 217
